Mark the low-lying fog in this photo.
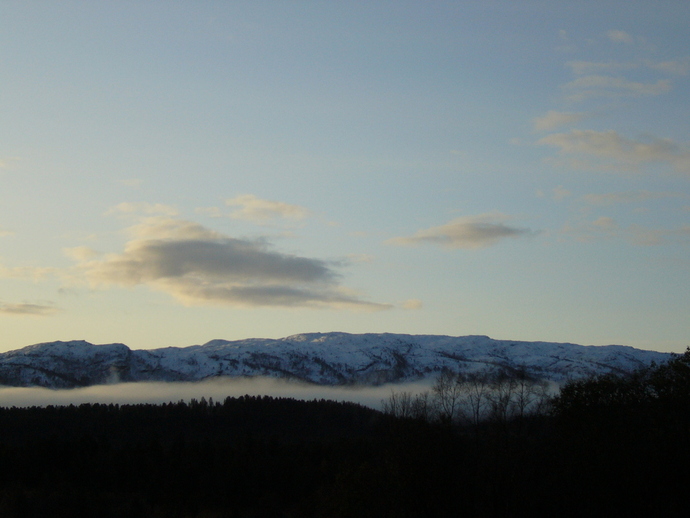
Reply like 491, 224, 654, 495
0, 377, 435, 410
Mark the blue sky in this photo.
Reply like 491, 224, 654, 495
1, 1, 689, 352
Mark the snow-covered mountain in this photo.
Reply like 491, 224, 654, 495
0, 332, 672, 389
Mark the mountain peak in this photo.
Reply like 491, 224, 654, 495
0, 332, 671, 389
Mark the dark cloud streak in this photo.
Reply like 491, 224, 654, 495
387, 213, 533, 249
0, 303, 59, 316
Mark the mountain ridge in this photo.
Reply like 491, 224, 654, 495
0, 332, 672, 389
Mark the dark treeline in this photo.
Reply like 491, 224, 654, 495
1, 351, 690, 517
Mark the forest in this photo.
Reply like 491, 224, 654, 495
0, 350, 689, 517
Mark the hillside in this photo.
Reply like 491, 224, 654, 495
0, 332, 670, 389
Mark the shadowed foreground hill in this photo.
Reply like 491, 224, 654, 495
1, 347, 690, 518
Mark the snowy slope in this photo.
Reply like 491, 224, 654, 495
0, 332, 671, 389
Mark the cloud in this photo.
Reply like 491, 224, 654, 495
63, 246, 101, 262
0, 156, 20, 170
386, 213, 532, 249
225, 195, 310, 223
538, 130, 690, 174
566, 58, 689, 77
583, 190, 685, 206
117, 178, 143, 188
402, 299, 423, 310
562, 75, 671, 101
72, 216, 389, 311
533, 111, 586, 132
631, 225, 690, 246
607, 30, 634, 44
566, 61, 638, 75
0, 265, 57, 281
106, 202, 178, 217
195, 206, 223, 218
561, 217, 622, 243
562, 217, 690, 246
555, 28, 577, 53
0, 230, 14, 238
346, 254, 375, 264
0, 303, 60, 316
552, 186, 571, 201
644, 58, 690, 76
536, 186, 570, 202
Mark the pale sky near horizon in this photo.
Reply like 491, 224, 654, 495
1, 1, 689, 353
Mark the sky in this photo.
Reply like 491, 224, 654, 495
1, 1, 689, 354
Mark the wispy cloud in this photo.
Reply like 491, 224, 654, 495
644, 58, 690, 76
552, 186, 571, 201
567, 58, 690, 78
562, 217, 690, 246
196, 195, 311, 225
346, 254, 375, 264
566, 61, 638, 75
71, 216, 389, 311
533, 111, 586, 132
63, 246, 101, 262
562, 217, 620, 242
538, 130, 690, 174
195, 206, 223, 218
386, 213, 533, 249
106, 202, 179, 217
607, 30, 634, 45
583, 190, 686, 206
0, 302, 60, 316
0, 229, 14, 238
0, 156, 20, 170
562, 75, 671, 101
628, 225, 690, 246
0, 265, 57, 281
117, 178, 143, 189
402, 299, 423, 310
225, 194, 310, 223
555, 28, 577, 53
